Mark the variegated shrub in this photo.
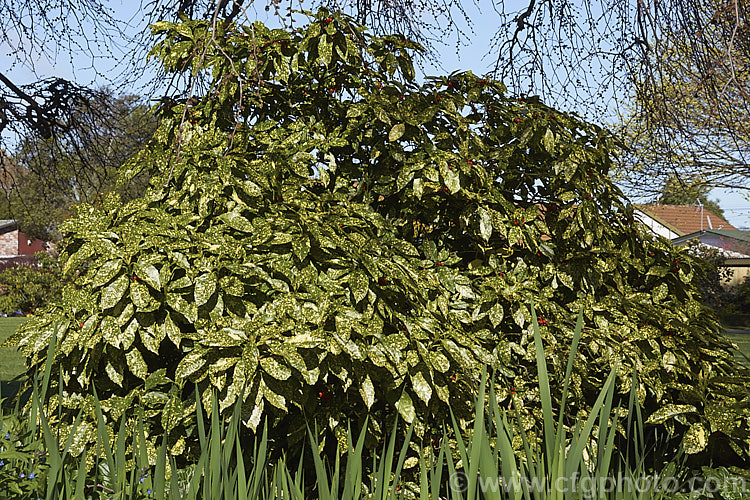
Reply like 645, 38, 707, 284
12, 9, 750, 465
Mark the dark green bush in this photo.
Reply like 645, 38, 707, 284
15, 9, 750, 466
0, 253, 63, 315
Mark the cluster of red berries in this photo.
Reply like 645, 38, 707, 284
537, 317, 549, 326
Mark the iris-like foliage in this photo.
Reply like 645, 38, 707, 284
12, 9, 750, 466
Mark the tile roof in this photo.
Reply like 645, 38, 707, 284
635, 204, 735, 235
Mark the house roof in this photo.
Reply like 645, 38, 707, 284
673, 229, 750, 244
635, 204, 735, 235
0, 220, 17, 234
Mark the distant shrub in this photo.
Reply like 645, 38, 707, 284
0, 253, 63, 314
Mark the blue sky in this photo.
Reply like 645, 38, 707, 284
3, 0, 750, 228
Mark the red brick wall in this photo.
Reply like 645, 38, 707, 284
18, 231, 46, 255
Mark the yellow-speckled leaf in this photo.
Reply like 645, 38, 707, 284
101, 316, 120, 345
194, 272, 217, 306
162, 391, 183, 432
220, 211, 254, 232
101, 274, 129, 310
247, 398, 264, 431
360, 374, 375, 409
435, 383, 449, 403
395, 391, 416, 423
145, 369, 169, 390
163, 314, 182, 346
348, 269, 369, 303
705, 404, 736, 434
175, 349, 207, 382
411, 371, 432, 405
126, 349, 148, 379
259, 357, 291, 381
645, 404, 697, 424
262, 381, 287, 410
682, 423, 708, 454
135, 262, 162, 290
488, 303, 504, 328
389, 123, 405, 141
652, 283, 668, 303
91, 260, 123, 288
106, 361, 123, 387
131, 280, 153, 310
167, 294, 197, 323
121, 319, 137, 350
429, 351, 450, 372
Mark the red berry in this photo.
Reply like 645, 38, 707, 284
437, 262, 444, 266
79, 323, 84, 328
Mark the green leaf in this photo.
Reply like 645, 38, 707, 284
262, 381, 287, 410
413, 178, 424, 199
389, 123, 405, 141
429, 352, 450, 372
163, 314, 182, 346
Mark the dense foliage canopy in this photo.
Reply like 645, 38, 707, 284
13, 10, 750, 465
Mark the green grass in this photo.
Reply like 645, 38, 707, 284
0, 317, 28, 382
725, 332, 750, 367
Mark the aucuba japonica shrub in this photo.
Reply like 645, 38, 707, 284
14, 9, 750, 465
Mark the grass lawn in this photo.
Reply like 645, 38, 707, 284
725, 332, 750, 367
0, 317, 28, 382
